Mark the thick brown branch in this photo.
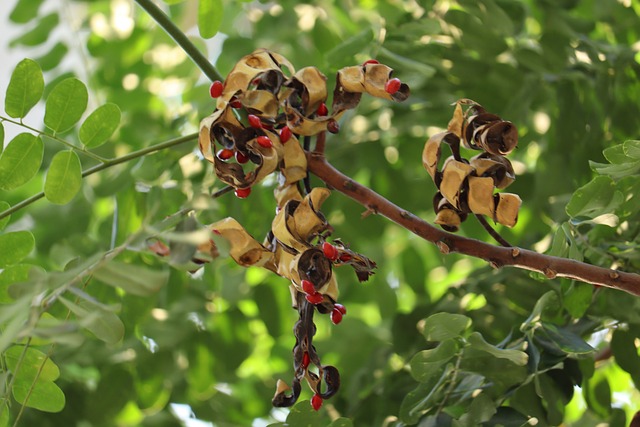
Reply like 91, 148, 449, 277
307, 153, 640, 296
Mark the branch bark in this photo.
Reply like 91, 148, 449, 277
307, 152, 640, 296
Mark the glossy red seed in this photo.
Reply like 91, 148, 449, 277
235, 151, 249, 164
331, 309, 343, 325
311, 394, 323, 411
257, 136, 273, 148
385, 78, 402, 95
248, 114, 262, 129
339, 253, 352, 262
327, 119, 340, 134
334, 303, 347, 315
209, 80, 223, 98
316, 102, 328, 116
234, 187, 251, 199
230, 98, 242, 108
362, 59, 379, 66
302, 352, 310, 369
301, 279, 316, 295
216, 148, 234, 160
322, 242, 339, 261
279, 126, 292, 143
305, 292, 324, 305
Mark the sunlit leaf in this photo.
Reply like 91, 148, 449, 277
12, 377, 65, 413
198, 0, 223, 39
419, 313, 471, 341
4, 59, 44, 119
566, 176, 624, 218
0, 231, 35, 268
0, 133, 43, 191
93, 261, 169, 296
44, 77, 88, 133
44, 150, 82, 204
79, 103, 121, 148
9, 0, 46, 23
4, 346, 60, 382
466, 332, 528, 366
9, 13, 59, 47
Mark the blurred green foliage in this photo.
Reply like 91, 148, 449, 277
0, 0, 639, 426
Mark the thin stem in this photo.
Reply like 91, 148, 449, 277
474, 214, 512, 247
133, 0, 223, 82
307, 152, 640, 295
0, 133, 198, 221
0, 115, 108, 163
211, 185, 233, 198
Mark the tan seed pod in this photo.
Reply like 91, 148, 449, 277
439, 157, 475, 209
467, 176, 496, 218
469, 152, 515, 189
494, 193, 522, 227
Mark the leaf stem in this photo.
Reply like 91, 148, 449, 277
0, 115, 108, 163
133, 0, 223, 82
0, 133, 198, 221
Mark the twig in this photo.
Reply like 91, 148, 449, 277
133, 0, 223, 82
307, 152, 640, 295
0, 133, 198, 221
474, 214, 512, 247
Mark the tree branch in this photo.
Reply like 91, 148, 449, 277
307, 152, 640, 296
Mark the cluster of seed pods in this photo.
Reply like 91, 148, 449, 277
197, 50, 407, 409
422, 99, 521, 232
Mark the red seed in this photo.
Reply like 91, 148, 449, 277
234, 187, 251, 199
305, 292, 324, 305
334, 303, 347, 315
331, 308, 343, 325
339, 253, 352, 262
301, 279, 316, 295
327, 119, 340, 134
316, 102, 328, 116
209, 80, 223, 98
248, 114, 262, 129
279, 126, 292, 144
216, 148, 234, 161
385, 78, 402, 95
302, 351, 310, 369
235, 151, 249, 164
311, 394, 323, 411
322, 242, 339, 261
230, 97, 242, 108
212, 229, 221, 235
362, 59, 379, 66
257, 136, 273, 148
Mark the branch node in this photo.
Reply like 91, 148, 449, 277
362, 205, 378, 218
436, 240, 450, 255
400, 210, 412, 219
489, 261, 500, 269
544, 268, 557, 279
343, 180, 356, 191
609, 270, 620, 280
511, 248, 520, 258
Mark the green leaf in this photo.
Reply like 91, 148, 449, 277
198, 0, 223, 39
35, 42, 68, 72
44, 150, 82, 205
0, 133, 43, 191
4, 59, 44, 119
10, 13, 59, 47
283, 400, 323, 426
0, 122, 4, 151
537, 322, 594, 355
59, 297, 124, 344
623, 140, 640, 159
0, 202, 9, 231
409, 339, 458, 382
0, 231, 35, 268
79, 103, 121, 148
329, 418, 354, 427
9, 0, 46, 24
44, 78, 88, 133
12, 377, 65, 413
400, 365, 453, 424
563, 282, 593, 318
466, 332, 528, 366
419, 313, 471, 341
458, 393, 497, 427
610, 329, 640, 385
566, 176, 623, 218
583, 372, 611, 418
93, 261, 169, 296
0, 264, 32, 303
326, 29, 375, 69
4, 346, 60, 382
